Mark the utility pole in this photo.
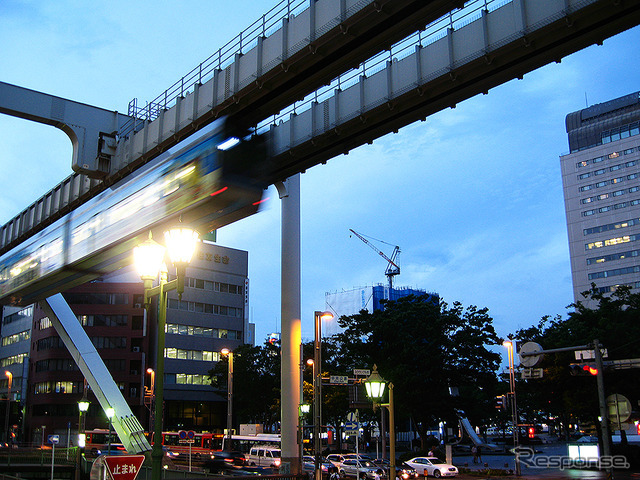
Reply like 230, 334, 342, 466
593, 339, 613, 480
519, 340, 614, 479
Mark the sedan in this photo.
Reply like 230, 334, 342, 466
371, 459, 418, 480
303, 455, 338, 478
404, 457, 458, 478
203, 450, 245, 473
339, 459, 382, 479
396, 463, 419, 480
327, 453, 371, 467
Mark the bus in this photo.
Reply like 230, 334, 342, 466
161, 431, 224, 458
220, 433, 281, 454
84, 429, 224, 459
84, 429, 125, 456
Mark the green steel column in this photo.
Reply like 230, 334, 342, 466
151, 277, 167, 480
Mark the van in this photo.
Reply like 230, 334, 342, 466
248, 445, 281, 468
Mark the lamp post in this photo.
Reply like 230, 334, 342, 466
145, 368, 155, 436
4, 371, 11, 446
503, 340, 521, 476
134, 227, 199, 480
106, 407, 115, 453
221, 348, 234, 450
299, 403, 310, 461
76, 399, 90, 480
365, 365, 395, 480
313, 311, 333, 480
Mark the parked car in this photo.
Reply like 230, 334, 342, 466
248, 445, 281, 469
203, 450, 246, 473
338, 459, 381, 479
404, 457, 458, 478
303, 455, 338, 478
327, 453, 373, 467
370, 459, 418, 480
396, 463, 419, 480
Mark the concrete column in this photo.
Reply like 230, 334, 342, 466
277, 174, 302, 473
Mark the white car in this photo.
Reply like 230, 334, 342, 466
338, 459, 381, 479
404, 457, 458, 478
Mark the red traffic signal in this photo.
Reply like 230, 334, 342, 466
569, 363, 598, 376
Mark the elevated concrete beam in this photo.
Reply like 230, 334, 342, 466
0, 82, 132, 178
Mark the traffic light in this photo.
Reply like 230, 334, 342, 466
495, 395, 506, 410
569, 363, 598, 376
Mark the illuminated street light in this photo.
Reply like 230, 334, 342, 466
313, 311, 333, 480
4, 371, 12, 446
134, 227, 199, 480
76, 397, 90, 480
365, 365, 396, 480
221, 348, 234, 450
106, 407, 115, 453
503, 339, 521, 476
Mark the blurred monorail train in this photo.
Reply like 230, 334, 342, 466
0, 118, 270, 306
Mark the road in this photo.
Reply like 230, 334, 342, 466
450, 443, 639, 480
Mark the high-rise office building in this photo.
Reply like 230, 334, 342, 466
560, 91, 640, 305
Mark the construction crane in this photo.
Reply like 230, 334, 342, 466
349, 229, 400, 290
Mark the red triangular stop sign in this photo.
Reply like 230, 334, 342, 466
104, 455, 146, 480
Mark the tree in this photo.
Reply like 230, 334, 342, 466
514, 285, 640, 439
209, 341, 281, 430
333, 294, 501, 449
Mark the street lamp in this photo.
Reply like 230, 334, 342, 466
4, 371, 12, 446
503, 339, 521, 476
313, 311, 333, 480
106, 407, 115, 453
365, 365, 395, 480
78, 401, 89, 447
221, 348, 234, 450
134, 227, 199, 480
76, 399, 90, 480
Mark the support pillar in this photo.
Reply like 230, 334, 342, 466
277, 174, 302, 473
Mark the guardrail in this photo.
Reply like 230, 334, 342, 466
0, 447, 78, 466
121, 0, 310, 137
256, 0, 511, 134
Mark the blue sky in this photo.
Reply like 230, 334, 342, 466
1, 1, 640, 345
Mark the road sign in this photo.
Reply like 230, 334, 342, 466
345, 411, 358, 433
519, 342, 543, 367
521, 368, 544, 379
48, 434, 59, 444
607, 393, 632, 427
330, 375, 349, 384
104, 455, 145, 480
575, 349, 608, 360
178, 429, 196, 443
353, 369, 370, 376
